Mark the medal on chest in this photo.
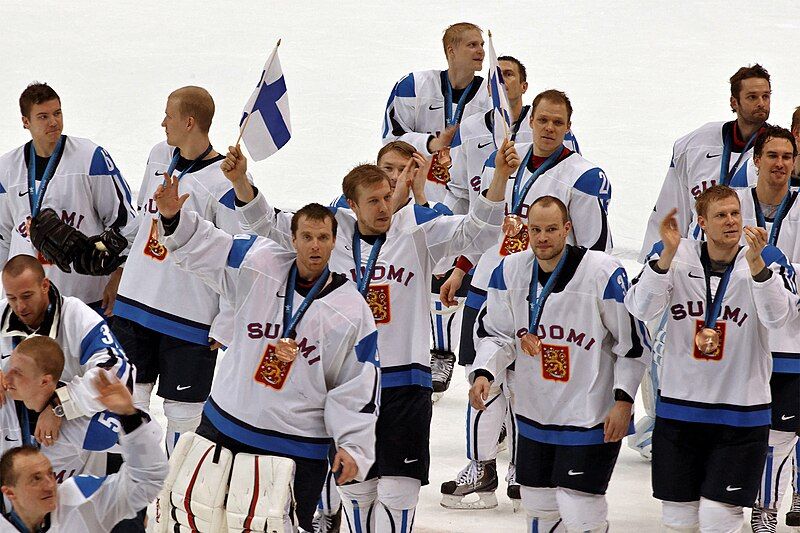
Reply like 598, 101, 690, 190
352, 229, 388, 323
693, 253, 735, 359
144, 219, 168, 261
522, 251, 569, 358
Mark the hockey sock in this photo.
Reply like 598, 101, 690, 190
319, 467, 342, 516
375, 476, 420, 533
661, 500, 699, 532
522, 486, 564, 532
464, 365, 507, 461
163, 400, 203, 456
132, 382, 154, 412
556, 488, 608, 532
698, 497, 742, 532
338, 478, 377, 533
757, 429, 798, 510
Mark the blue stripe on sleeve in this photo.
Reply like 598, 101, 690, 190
354, 330, 379, 366
227, 234, 258, 268
602, 267, 628, 302
488, 261, 507, 291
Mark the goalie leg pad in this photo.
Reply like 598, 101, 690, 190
226, 454, 296, 533
156, 432, 233, 533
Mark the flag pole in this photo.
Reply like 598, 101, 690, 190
488, 30, 509, 141
236, 38, 282, 146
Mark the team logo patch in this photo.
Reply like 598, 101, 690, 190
426, 151, 451, 185
367, 284, 391, 323
499, 227, 530, 256
692, 320, 726, 361
144, 219, 167, 261
541, 343, 570, 382
254, 344, 293, 389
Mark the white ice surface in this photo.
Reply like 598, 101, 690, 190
1, 1, 799, 530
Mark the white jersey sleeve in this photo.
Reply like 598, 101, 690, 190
625, 242, 674, 322
237, 190, 294, 249
381, 73, 435, 155
471, 259, 517, 380
85, 145, 138, 251
639, 149, 691, 261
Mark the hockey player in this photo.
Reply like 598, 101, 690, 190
0, 82, 138, 313
151, 188, 380, 533
0, 369, 167, 532
732, 126, 800, 532
0, 255, 131, 449
442, 89, 612, 510
111, 86, 244, 455
470, 196, 649, 531
626, 185, 799, 532
222, 136, 508, 532
381, 21, 490, 204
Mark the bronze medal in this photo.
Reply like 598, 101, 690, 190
694, 327, 720, 355
275, 338, 299, 362
520, 333, 542, 357
426, 151, 451, 185
502, 214, 524, 238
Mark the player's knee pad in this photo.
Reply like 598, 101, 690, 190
226, 454, 296, 533
697, 497, 742, 533
318, 468, 342, 515
132, 382, 154, 411
164, 400, 204, 454
377, 476, 421, 510
156, 432, 233, 533
338, 478, 378, 533
661, 500, 699, 531
555, 488, 607, 532
521, 487, 563, 532
759, 429, 798, 509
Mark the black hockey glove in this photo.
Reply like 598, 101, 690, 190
73, 227, 127, 276
28, 208, 90, 273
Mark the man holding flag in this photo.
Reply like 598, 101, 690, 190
112, 86, 247, 455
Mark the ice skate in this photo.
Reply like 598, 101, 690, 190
312, 506, 341, 533
431, 349, 456, 396
787, 491, 800, 528
440, 460, 499, 509
750, 504, 777, 533
506, 462, 521, 512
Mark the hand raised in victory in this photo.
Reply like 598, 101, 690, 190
656, 208, 681, 271
743, 225, 768, 276
494, 138, 520, 180
221, 144, 248, 185
154, 173, 190, 219
94, 369, 137, 416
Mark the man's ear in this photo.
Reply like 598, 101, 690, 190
21, 116, 29, 130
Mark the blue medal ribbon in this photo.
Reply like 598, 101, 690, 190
752, 188, 797, 246
444, 75, 475, 127
27, 135, 65, 217
165, 144, 213, 182
510, 105, 530, 142
719, 127, 758, 186
528, 249, 570, 335
352, 228, 386, 297
511, 146, 564, 215
701, 253, 736, 329
282, 263, 330, 339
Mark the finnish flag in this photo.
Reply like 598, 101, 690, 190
240, 42, 291, 161
487, 32, 511, 150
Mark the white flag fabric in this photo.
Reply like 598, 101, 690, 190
487, 33, 511, 150
239, 44, 291, 161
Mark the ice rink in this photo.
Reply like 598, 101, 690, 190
2, 0, 799, 530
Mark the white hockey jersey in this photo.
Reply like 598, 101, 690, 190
162, 210, 379, 478
115, 142, 243, 346
0, 417, 166, 533
237, 190, 505, 390
737, 186, 800, 374
0, 286, 132, 418
0, 136, 138, 306
626, 239, 799, 427
638, 121, 759, 261
473, 246, 650, 444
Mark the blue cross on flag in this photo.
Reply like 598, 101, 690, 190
487, 32, 512, 150
240, 42, 291, 161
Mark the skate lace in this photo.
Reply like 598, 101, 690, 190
505, 463, 516, 485
751, 507, 777, 533
792, 492, 800, 512
431, 355, 452, 382
456, 460, 481, 486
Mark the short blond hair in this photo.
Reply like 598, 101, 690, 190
168, 86, 215, 134
442, 22, 482, 56
15, 336, 64, 381
695, 185, 740, 218
342, 164, 390, 204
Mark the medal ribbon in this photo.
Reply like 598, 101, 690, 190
352, 228, 386, 297
510, 105, 530, 142
701, 252, 736, 329
282, 262, 330, 339
165, 144, 213, 182
752, 188, 798, 246
27, 135, 65, 217
719, 127, 758, 186
528, 249, 570, 335
511, 146, 564, 215
444, 76, 475, 126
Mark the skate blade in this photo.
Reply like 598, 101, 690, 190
511, 498, 521, 513
432, 392, 444, 403
440, 492, 498, 510
496, 439, 508, 454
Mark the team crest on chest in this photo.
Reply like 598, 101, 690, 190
692, 320, 726, 361
499, 227, 530, 256
254, 344, 293, 389
367, 284, 391, 324
541, 343, 570, 382
144, 219, 167, 261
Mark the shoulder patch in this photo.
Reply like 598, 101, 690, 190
573, 167, 611, 199
645, 240, 665, 261
83, 412, 121, 451
488, 261, 507, 291
79, 321, 125, 367
431, 203, 453, 216
355, 330, 379, 366
602, 266, 629, 302
227, 234, 258, 268
413, 204, 443, 225
331, 195, 349, 209
396, 73, 416, 98
762, 245, 792, 272
219, 189, 236, 210
89, 146, 121, 178
73, 474, 108, 498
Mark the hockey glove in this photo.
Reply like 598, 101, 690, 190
28, 208, 90, 273
73, 227, 127, 276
